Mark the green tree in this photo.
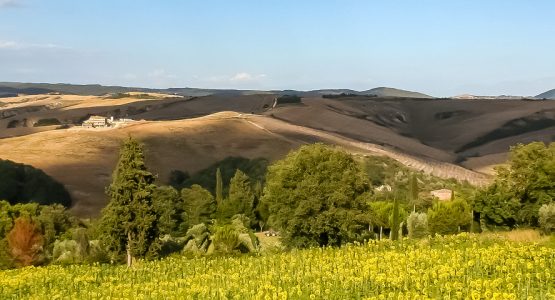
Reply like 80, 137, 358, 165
36, 204, 76, 252
428, 199, 472, 235
473, 183, 519, 228
390, 197, 401, 241
215, 167, 223, 206
539, 203, 555, 234
181, 185, 216, 229
218, 170, 255, 222
474, 142, 555, 227
255, 200, 270, 232
407, 212, 429, 239
252, 181, 267, 231
0, 201, 13, 239
261, 144, 370, 248
152, 186, 179, 235
408, 173, 419, 211
98, 137, 160, 267
368, 201, 392, 239
72, 227, 90, 262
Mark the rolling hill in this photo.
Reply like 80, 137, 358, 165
0, 82, 432, 99
535, 89, 555, 99
0, 112, 490, 217
1, 87, 555, 217
361, 87, 432, 98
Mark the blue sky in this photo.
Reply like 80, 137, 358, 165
0, 0, 554, 96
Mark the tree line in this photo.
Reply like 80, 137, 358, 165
0, 139, 553, 269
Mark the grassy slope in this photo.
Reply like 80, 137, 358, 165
0, 113, 298, 216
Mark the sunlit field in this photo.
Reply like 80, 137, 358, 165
1, 233, 553, 300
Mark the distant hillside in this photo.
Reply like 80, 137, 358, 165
0, 85, 55, 98
296, 87, 432, 98
453, 94, 526, 100
0, 82, 250, 97
535, 89, 555, 99
0, 82, 433, 99
300, 89, 360, 97
0, 82, 133, 96
362, 87, 432, 98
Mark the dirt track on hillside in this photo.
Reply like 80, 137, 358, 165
243, 115, 491, 186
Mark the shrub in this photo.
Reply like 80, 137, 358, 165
33, 118, 61, 127
539, 203, 555, 234
212, 226, 239, 254
7, 120, 20, 128
52, 240, 80, 265
275, 95, 301, 105
182, 224, 212, 255
407, 212, 429, 239
159, 235, 186, 257
7, 217, 44, 267
0, 239, 13, 269
87, 240, 110, 264
428, 200, 472, 235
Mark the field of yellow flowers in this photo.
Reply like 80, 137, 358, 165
1, 233, 553, 299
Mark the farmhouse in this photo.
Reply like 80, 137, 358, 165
82, 116, 135, 128
82, 116, 110, 128
430, 189, 453, 201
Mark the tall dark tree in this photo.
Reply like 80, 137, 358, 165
215, 167, 223, 206
253, 181, 266, 231
181, 185, 216, 229
98, 137, 160, 267
229, 170, 255, 217
217, 170, 255, 221
409, 173, 419, 211
390, 197, 400, 241
152, 186, 180, 235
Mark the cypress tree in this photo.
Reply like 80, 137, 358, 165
218, 169, 255, 222
98, 137, 159, 267
391, 196, 400, 241
215, 167, 223, 205
409, 173, 418, 212
229, 169, 255, 217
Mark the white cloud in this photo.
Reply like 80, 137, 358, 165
0, 41, 18, 49
0, 0, 23, 8
230, 72, 267, 82
0, 40, 69, 50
